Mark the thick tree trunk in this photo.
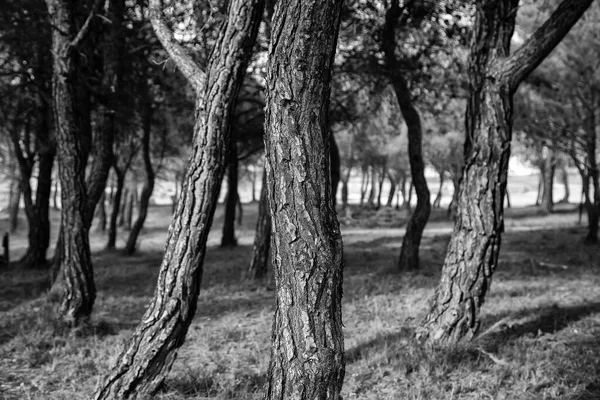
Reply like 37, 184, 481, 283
221, 141, 239, 247
94, 0, 264, 397
540, 147, 555, 214
383, 1, 431, 271
46, 0, 96, 326
418, 0, 593, 345
125, 100, 155, 255
247, 169, 271, 280
264, 2, 345, 398
106, 165, 125, 250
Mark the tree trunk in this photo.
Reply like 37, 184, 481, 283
585, 96, 599, 242
125, 99, 155, 255
118, 187, 128, 227
376, 161, 386, 210
383, 1, 431, 271
581, 171, 598, 242
8, 175, 21, 233
221, 141, 239, 247
106, 165, 125, 250
94, 0, 264, 397
418, 0, 593, 345
124, 187, 136, 231
367, 166, 377, 207
247, 168, 271, 280
46, 0, 96, 326
535, 172, 543, 206
540, 147, 555, 214
96, 192, 107, 232
433, 171, 445, 208
263, 2, 345, 398
505, 187, 511, 208
359, 166, 368, 206
330, 133, 341, 207
386, 172, 396, 207
559, 166, 570, 203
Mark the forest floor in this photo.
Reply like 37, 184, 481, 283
0, 203, 599, 399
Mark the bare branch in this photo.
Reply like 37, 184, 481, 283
70, 0, 104, 48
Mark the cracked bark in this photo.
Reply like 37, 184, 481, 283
94, 0, 264, 397
418, 0, 593, 345
264, 1, 345, 398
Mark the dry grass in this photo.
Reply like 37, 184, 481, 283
1, 203, 599, 399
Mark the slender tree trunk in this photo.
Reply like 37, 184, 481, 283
221, 142, 239, 247
8, 175, 21, 233
559, 166, 570, 203
376, 161, 386, 210
540, 147, 555, 214
45, 0, 96, 326
581, 171, 598, 242
535, 172, 543, 206
124, 188, 136, 231
94, 0, 264, 397
359, 166, 368, 206
505, 187, 511, 208
386, 172, 396, 207
118, 187, 128, 227
96, 192, 107, 232
264, 2, 345, 397
125, 99, 155, 255
367, 166, 377, 207
383, 1, 431, 271
330, 133, 341, 207
433, 171, 445, 208
247, 169, 271, 280
585, 98, 599, 242
418, 0, 593, 345
106, 165, 125, 250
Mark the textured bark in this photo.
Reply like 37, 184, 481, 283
106, 165, 125, 250
94, 0, 263, 397
418, 0, 593, 345
247, 169, 271, 280
221, 141, 239, 247
45, 0, 97, 325
383, 1, 431, 271
125, 100, 155, 255
264, 1, 345, 398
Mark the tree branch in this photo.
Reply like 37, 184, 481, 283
148, 0, 205, 92
500, 0, 594, 91
70, 0, 104, 48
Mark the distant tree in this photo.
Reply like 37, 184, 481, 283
247, 167, 270, 281
418, 0, 594, 345
263, 1, 345, 397
94, 0, 264, 396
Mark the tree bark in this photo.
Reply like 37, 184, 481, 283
94, 0, 264, 397
540, 147, 555, 214
45, 0, 97, 326
330, 133, 341, 208
383, 0, 431, 271
418, 0, 593, 345
247, 168, 271, 280
125, 98, 155, 255
106, 164, 125, 250
264, 1, 345, 398
221, 141, 239, 247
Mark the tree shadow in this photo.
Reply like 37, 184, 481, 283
478, 302, 600, 347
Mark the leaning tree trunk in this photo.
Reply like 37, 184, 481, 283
247, 168, 271, 280
96, 192, 107, 232
125, 98, 155, 255
417, 0, 593, 345
433, 171, 445, 208
383, 1, 431, 271
264, 1, 345, 398
386, 172, 396, 207
46, 0, 96, 326
94, 0, 264, 397
221, 139, 239, 247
